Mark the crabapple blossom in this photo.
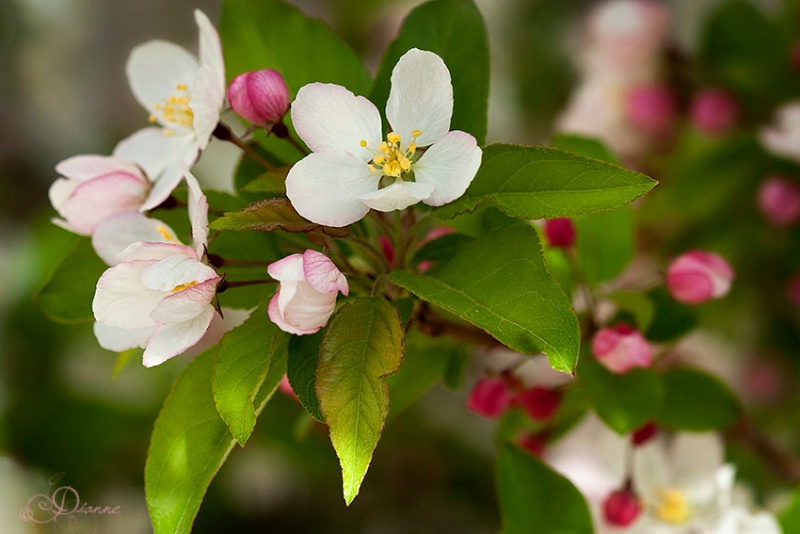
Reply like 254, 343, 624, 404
114, 10, 225, 211
227, 69, 290, 127
591, 324, 652, 374
757, 176, 800, 227
666, 251, 734, 305
286, 48, 482, 227
267, 250, 349, 335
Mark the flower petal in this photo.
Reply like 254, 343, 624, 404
285, 151, 375, 227
356, 181, 434, 212
143, 306, 216, 367
115, 241, 196, 264
268, 291, 317, 335
56, 155, 142, 182
267, 253, 305, 281
190, 64, 224, 148
413, 130, 482, 206
93, 321, 152, 352
140, 254, 217, 292
92, 213, 180, 265
386, 48, 453, 147
149, 277, 220, 324
282, 282, 338, 332
185, 172, 209, 254
291, 83, 381, 159
302, 250, 349, 295
194, 10, 224, 83
93, 261, 164, 330
126, 40, 199, 128
113, 127, 190, 180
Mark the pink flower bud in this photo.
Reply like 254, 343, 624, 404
603, 488, 642, 527
666, 250, 734, 305
690, 89, 739, 137
626, 84, 676, 136
267, 250, 349, 335
631, 421, 657, 446
227, 69, 290, 127
592, 324, 652, 374
467, 377, 513, 418
513, 386, 561, 421
757, 177, 800, 227
279, 375, 298, 401
516, 432, 546, 457
544, 218, 576, 248
379, 236, 395, 267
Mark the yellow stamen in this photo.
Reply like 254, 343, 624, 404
411, 129, 422, 138
656, 489, 690, 524
176, 83, 188, 91
387, 131, 400, 144
156, 225, 174, 242
151, 83, 193, 132
360, 139, 367, 147
171, 281, 199, 293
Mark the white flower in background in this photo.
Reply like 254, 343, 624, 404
286, 48, 482, 227
760, 101, 800, 163
114, 9, 225, 211
92, 174, 222, 367
267, 250, 349, 335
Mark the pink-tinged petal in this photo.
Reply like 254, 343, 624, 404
302, 250, 349, 295
286, 151, 375, 227
113, 127, 191, 182
93, 321, 152, 352
143, 307, 216, 367
56, 155, 142, 182
140, 254, 217, 292
93, 261, 164, 329
92, 213, 180, 266
115, 241, 196, 264
48, 179, 82, 232
267, 253, 305, 281
291, 83, 381, 159
413, 130, 482, 206
228, 69, 290, 126
281, 282, 338, 332
592, 325, 652, 374
386, 49, 453, 147
190, 64, 224, 148
149, 277, 220, 324
356, 180, 434, 212
666, 251, 734, 304
184, 172, 209, 253
194, 10, 224, 85
268, 291, 318, 335
126, 40, 199, 128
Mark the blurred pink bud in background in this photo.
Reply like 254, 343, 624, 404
513, 386, 561, 421
757, 177, 800, 227
466, 377, 513, 419
603, 488, 642, 527
592, 323, 652, 373
228, 69, 290, 127
667, 250, 734, 304
690, 88, 740, 137
544, 218, 576, 248
626, 84, 676, 136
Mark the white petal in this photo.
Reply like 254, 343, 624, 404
291, 83, 381, 159
142, 307, 216, 367
115, 241, 195, 264
93, 321, 152, 352
285, 151, 375, 227
267, 253, 305, 282
413, 130, 482, 206
282, 282, 337, 331
93, 261, 164, 329
190, 64, 224, 148
143, 159, 195, 211
126, 40, 199, 129
140, 254, 216, 292
92, 213, 180, 266
268, 291, 316, 335
194, 10, 224, 82
185, 172, 209, 253
56, 155, 142, 181
356, 180, 434, 212
671, 433, 724, 493
149, 277, 219, 324
48, 179, 82, 229
386, 48, 453, 147
302, 250, 348, 295
113, 127, 193, 181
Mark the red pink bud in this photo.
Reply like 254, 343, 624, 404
666, 250, 734, 305
603, 488, 642, 527
592, 324, 652, 374
626, 84, 676, 136
690, 89, 739, 137
757, 177, 800, 227
228, 69, 290, 127
544, 218, 576, 248
513, 386, 561, 421
467, 377, 513, 418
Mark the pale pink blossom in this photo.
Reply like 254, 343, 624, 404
591, 324, 652, 374
115, 10, 225, 211
757, 177, 800, 227
267, 250, 348, 335
760, 101, 800, 163
690, 89, 740, 137
666, 251, 734, 305
285, 48, 482, 227
228, 69, 290, 127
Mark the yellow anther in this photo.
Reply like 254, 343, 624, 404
373, 154, 385, 165
163, 129, 175, 136
148, 114, 158, 124
360, 139, 367, 148
656, 489, 690, 524
176, 83, 188, 91
411, 129, 422, 138
408, 142, 417, 153
400, 157, 411, 172
156, 225, 175, 242
171, 281, 199, 294
387, 132, 401, 144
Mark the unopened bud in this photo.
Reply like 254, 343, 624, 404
513, 386, 561, 421
544, 218, 576, 248
516, 432, 547, 457
603, 488, 642, 527
631, 421, 657, 446
691, 89, 739, 137
227, 69, 290, 127
467, 377, 513, 418
666, 250, 734, 305
592, 323, 652, 374
626, 84, 676, 136
757, 176, 800, 227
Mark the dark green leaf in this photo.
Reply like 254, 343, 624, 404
317, 297, 405, 504
287, 331, 325, 422
497, 446, 593, 534
645, 288, 698, 342
574, 207, 634, 286
369, 0, 489, 144
607, 291, 655, 332
779, 489, 800, 534
436, 144, 657, 220
656, 368, 741, 431
213, 308, 285, 445
389, 225, 580, 373
34, 237, 107, 324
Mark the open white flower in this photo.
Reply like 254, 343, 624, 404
286, 48, 482, 227
114, 10, 225, 211
92, 173, 222, 367
760, 101, 800, 163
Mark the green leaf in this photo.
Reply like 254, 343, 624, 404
779, 489, 800, 534
146, 347, 287, 534
551, 133, 618, 164
317, 297, 405, 505
369, 0, 489, 144
607, 291, 655, 332
33, 237, 107, 324
656, 368, 741, 431
287, 331, 325, 422
497, 446, 593, 534
220, 0, 370, 95
389, 224, 579, 373
436, 144, 656, 220
645, 288, 698, 342
574, 207, 634, 286
213, 308, 285, 445
209, 198, 318, 233
577, 346, 663, 434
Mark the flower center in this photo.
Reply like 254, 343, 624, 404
149, 83, 193, 135
171, 281, 199, 293
361, 129, 422, 180
655, 488, 690, 524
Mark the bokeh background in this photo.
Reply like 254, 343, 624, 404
1, 0, 798, 532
